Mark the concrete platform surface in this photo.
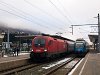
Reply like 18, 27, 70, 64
72, 53, 100, 75
0, 53, 30, 72
0, 53, 30, 63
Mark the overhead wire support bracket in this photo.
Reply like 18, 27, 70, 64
70, 24, 98, 35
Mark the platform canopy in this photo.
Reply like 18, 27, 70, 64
88, 34, 98, 43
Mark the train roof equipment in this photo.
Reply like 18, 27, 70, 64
42, 33, 75, 42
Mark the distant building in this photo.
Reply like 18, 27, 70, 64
0, 33, 4, 51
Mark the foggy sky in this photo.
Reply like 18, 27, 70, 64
0, 0, 100, 43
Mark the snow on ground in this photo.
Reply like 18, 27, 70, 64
4, 55, 8, 57
3, 52, 30, 57
18, 52, 30, 55
42, 58, 72, 69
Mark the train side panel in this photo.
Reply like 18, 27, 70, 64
47, 38, 58, 56
66, 40, 75, 53
57, 39, 67, 54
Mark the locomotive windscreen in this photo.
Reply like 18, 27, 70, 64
76, 43, 84, 48
34, 38, 45, 47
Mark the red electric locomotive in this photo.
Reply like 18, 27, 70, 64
30, 35, 75, 59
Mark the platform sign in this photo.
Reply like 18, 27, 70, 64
2, 42, 12, 49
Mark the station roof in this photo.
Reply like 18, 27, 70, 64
88, 34, 98, 43
15, 35, 36, 39
13, 33, 76, 42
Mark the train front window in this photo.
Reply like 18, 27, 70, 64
76, 43, 84, 48
34, 38, 45, 47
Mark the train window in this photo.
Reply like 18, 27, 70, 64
34, 38, 45, 47
76, 43, 84, 48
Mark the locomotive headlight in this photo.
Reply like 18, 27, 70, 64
32, 49, 34, 51
44, 49, 47, 52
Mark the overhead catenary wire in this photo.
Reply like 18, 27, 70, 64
23, 0, 71, 33
24, 0, 68, 27
57, 0, 74, 24
0, 8, 57, 33
48, 0, 72, 24
0, 1, 67, 32
0, 1, 69, 33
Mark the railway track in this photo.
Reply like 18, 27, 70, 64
0, 55, 82, 75
0, 63, 41, 75
44, 58, 82, 75
14, 56, 81, 75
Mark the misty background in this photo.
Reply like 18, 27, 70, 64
0, 0, 99, 43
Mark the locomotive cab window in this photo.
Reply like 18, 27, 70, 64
76, 43, 84, 48
34, 38, 45, 47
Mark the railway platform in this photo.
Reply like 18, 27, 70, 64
0, 52, 30, 72
0, 52, 30, 63
70, 49, 100, 75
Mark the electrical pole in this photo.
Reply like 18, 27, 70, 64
98, 13, 100, 52
7, 29, 10, 50
72, 25, 73, 35
70, 25, 73, 35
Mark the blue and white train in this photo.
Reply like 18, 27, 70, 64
74, 39, 89, 56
